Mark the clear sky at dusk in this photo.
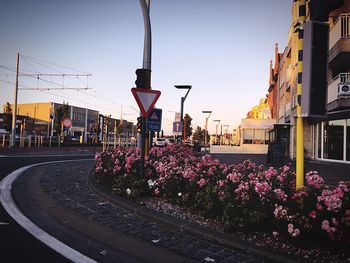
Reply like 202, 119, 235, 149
0, 0, 292, 134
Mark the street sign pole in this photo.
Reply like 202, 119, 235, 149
131, 88, 161, 178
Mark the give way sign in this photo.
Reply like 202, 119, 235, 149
131, 88, 161, 117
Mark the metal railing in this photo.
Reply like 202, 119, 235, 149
330, 13, 350, 49
328, 73, 350, 103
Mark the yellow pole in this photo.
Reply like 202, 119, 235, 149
296, 0, 306, 190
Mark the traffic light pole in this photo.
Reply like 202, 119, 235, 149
139, 0, 151, 177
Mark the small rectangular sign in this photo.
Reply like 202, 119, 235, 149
173, 121, 183, 135
147, 108, 162, 132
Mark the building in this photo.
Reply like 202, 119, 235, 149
98, 114, 136, 145
5, 102, 99, 143
246, 98, 272, 119
237, 118, 276, 153
267, 44, 282, 120
272, 0, 350, 163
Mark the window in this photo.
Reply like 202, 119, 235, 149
323, 120, 344, 160
243, 129, 253, 144
254, 129, 265, 144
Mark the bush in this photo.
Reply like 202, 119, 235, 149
95, 144, 350, 245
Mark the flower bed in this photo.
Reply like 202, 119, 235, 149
95, 144, 350, 248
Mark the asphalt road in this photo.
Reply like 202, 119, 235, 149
0, 154, 94, 263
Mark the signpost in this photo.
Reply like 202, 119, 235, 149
173, 121, 183, 135
147, 108, 162, 132
131, 88, 161, 117
62, 117, 72, 128
132, 87, 161, 178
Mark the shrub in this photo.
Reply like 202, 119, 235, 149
95, 144, 350, 245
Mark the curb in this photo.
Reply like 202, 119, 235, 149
88, 170, 301, 263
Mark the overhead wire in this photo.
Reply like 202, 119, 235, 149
1, 56, 138, 120
20, 55, 89, 74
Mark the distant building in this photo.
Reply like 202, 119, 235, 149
237, 118, 276, 153
246, 98, 272, 119
267, 43, 282, 119
4, 102, 99, 143
98, 114, 136, 144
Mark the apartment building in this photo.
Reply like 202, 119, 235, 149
272, 0, 350, 163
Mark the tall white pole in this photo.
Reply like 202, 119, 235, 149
140, 0, 151, 70
10, 53, 19, 148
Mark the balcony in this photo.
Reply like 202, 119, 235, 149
327, 73, 350, 111
329, 14, 350, 68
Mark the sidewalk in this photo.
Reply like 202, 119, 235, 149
11, 160, 301, 263
208, 153, 350, 187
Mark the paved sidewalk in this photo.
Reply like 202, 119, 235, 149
208, 153, 350, 187
12, 160, 300, 263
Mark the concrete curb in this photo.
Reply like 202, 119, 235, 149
88, 171, 301, 263
0, 159, 97, 263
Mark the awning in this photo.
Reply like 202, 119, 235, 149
239, 124, 275, 129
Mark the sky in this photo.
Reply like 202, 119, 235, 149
0, 0, 292, 135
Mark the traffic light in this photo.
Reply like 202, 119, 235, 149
137, 117, 142, 133
135, 68, 151, 88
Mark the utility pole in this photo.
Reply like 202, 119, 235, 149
9, 53, 91, 147
296, 0, 306, 190
10, 53, 19, 148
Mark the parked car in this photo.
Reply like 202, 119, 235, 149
154, 138, 166, 147
63, 135, 80, 143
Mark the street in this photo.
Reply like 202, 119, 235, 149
0, 154, 93, 263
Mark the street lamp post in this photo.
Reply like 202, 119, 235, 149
175, 85, 192, 144
213, 119, 221, 145
223, 124, 229, 145
202, 111, 212, 152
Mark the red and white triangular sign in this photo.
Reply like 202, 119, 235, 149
131, 88, 161, 117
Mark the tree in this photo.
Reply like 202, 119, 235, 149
54, 102, 69, 135
3, 102, 12, 132
192, 126, 204, 142
183, 113, 193, 138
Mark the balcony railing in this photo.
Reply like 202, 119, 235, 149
329, 14, 350, 49
328, 73, 350, 103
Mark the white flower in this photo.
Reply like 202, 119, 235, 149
178, 192, 182, 197
148, 179, 155, 187
126, 188, 131, 195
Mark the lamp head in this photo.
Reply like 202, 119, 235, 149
175, 85, 192, 90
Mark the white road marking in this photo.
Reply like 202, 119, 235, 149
0, 221, 9, 225
0, 159, 96, 263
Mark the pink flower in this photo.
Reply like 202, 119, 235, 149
154, 188, 160, 195
273, 188, 288, 202
226, 172, 242, 183
308, 210, 317, 219
306, 171, 324, 189
197, 178, 207, 188
287, 224, 300, 237
317, 189, 343, 212
254, 181, 271, 197
218, 180, 225, 188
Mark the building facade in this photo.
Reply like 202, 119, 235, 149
5, 102, 99, 143
271, 0, 350, 163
